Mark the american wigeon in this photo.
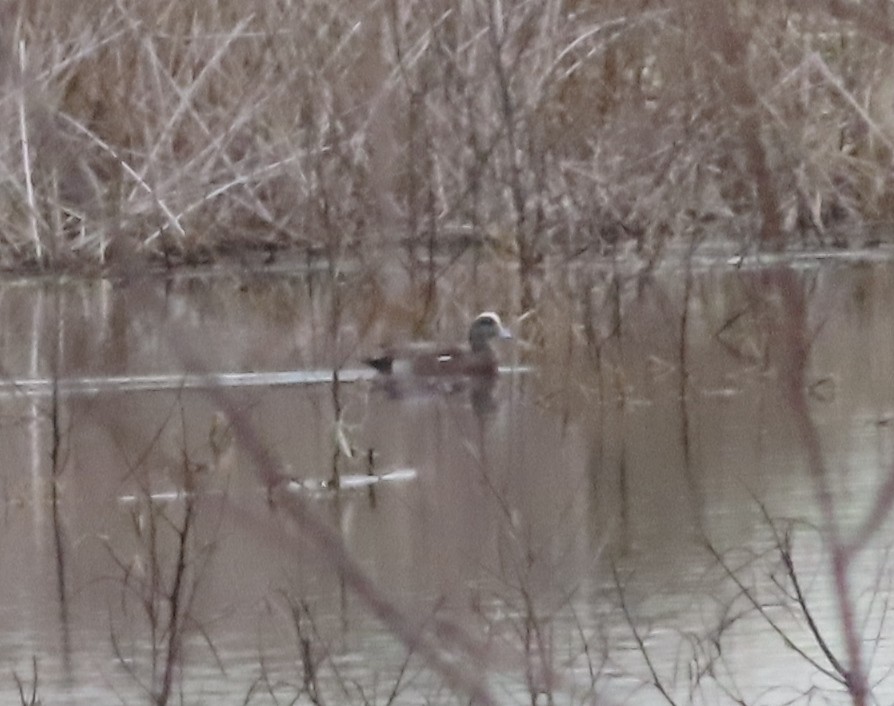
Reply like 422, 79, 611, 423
365, 312, 512, 376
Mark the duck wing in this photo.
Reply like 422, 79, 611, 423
364, 342, 444, 374
366, 342, 499, 376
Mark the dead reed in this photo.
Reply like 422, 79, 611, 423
0, 1, 892, 274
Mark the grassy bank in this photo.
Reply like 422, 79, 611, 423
4, 0, 894, 276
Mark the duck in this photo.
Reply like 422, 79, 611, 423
365, 312, 512, 376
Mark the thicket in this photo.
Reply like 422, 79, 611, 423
3, 0, 894, 277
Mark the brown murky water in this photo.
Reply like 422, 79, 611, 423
1, 252, 894, 705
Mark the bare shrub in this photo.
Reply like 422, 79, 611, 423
0, 1, 889, 272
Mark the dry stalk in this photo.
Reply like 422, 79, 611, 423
16, 39, 42, 261
3, 2, 889, 269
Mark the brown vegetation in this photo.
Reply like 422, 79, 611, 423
1, 0, 894, 273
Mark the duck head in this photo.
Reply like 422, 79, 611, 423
468, 312, 512, 352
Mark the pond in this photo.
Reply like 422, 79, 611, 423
0, 250, 892, 705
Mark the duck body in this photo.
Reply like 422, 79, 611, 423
365, 312, 511, 377
365, 342, 500, 376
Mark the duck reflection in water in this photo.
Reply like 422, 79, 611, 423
365, 312, 512, 413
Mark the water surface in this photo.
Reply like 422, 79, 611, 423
0, 254, 892, 704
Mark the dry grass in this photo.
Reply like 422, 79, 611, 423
0, 0, 892, 272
